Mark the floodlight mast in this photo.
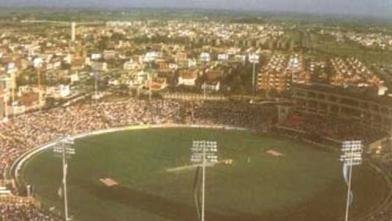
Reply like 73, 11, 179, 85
54, 136, 75, 221
340, 140, 363, 221
62, 141, 70, 221
201, 145, 206, 221
344, 145, 354, 221
191, 140, 217, 221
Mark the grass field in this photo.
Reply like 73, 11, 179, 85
21, 128, 388, 221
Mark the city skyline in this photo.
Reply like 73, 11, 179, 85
1, 0, 392, 19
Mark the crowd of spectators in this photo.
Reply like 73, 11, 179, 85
278, 111, 387, 144
190, 101, 277, 131
0, 201, 60, 221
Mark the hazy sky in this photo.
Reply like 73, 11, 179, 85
1, 0, 392, 18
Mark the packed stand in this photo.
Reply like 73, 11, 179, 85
190, 101, 277, 131
278, 111, 387, 144
0, 201, 60, 221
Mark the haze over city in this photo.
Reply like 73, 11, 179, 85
1, 0, 392, 19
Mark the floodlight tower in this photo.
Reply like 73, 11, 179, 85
53, 136, 76, 221
249, 53, 260, 96
191, 140, 218, 221
199, 53, 211, 100
340, 140, 363, 221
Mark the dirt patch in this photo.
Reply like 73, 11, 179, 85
166, 159, 233, 173
266, 149, 284, 157
100, 178, 119, 187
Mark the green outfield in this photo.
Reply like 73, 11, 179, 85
21, 128, 388, 221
